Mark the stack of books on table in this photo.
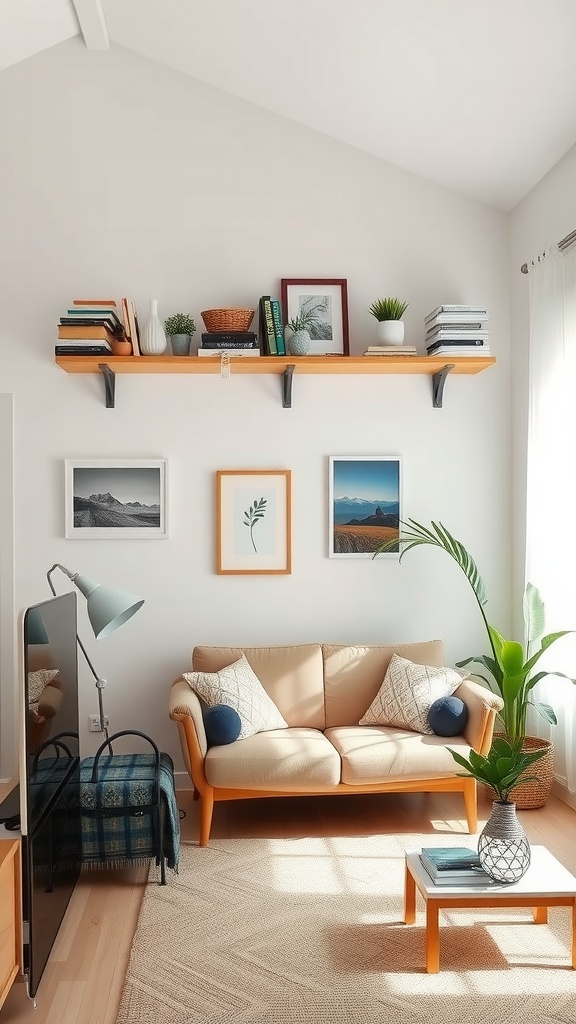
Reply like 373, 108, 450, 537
55, 299, 131, 356
420, 846, 495, 886
198, 332, 260, 356
425, 305, 490, 357
363, 345, 417, 356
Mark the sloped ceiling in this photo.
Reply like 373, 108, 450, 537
3, 0, 576, 211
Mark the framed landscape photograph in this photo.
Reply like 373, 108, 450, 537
280, 278, 349, 355
65, 459, 167, 539
216, 470, 292, 575
328, 456, 401, 557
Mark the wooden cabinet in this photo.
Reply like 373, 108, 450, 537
0, 837, 22, 1010
54, 353, 495, 409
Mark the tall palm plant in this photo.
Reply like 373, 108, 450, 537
374, 519, 575, 743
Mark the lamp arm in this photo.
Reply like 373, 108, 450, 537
46, 563, 109, 739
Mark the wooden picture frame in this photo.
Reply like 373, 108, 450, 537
65, 458, 167, 538
328, 455, 401, 557
280, 278, 349, 355
216, 470, 292, 575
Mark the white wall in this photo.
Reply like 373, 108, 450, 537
0, 39, 511, 784
509, 141, 576, 636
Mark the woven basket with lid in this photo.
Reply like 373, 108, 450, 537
201, 308, 255, 332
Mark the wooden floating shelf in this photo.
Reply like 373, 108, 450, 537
54, 354, 496, 408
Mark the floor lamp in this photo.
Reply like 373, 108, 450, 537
47, 563, 145, 742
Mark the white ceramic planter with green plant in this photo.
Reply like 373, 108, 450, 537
368, 297, 409, 345
285, 309, 320, 355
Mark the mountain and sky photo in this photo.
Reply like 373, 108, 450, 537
331, 458, 400, 554
72, 466, 161, 529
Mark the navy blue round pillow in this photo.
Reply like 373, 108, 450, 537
203, 704, 242, 747
427, 695, 468, 737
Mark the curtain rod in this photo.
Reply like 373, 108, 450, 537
520, 227, 576, 274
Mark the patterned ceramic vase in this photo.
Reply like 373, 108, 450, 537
288, 329, 311, 355
141, 299, 167, 355
478, 800, 531, 882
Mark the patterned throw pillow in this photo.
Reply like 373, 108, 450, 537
358, 653, 466, 734
183, 654, 288, 739
27, 668, 59, 716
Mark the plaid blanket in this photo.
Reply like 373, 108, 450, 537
78, 752, 180, 871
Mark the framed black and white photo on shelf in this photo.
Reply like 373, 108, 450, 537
65, 459, 168, 539
216, 469, 292, 575
328, 455, 401, 558
280, 278, 349, 355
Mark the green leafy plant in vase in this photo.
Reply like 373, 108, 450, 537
368, 297, 409, 345
164, 312, 197, 356
374, 519, 576, 807
285, 309, 320, 356
447, 737, 548, 882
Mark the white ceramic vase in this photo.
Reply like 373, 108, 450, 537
376, 320, 405, 345
141, 299, 167, 355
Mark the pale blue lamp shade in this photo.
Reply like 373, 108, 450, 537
25, 606, 49, 645
72, 574, 145, 639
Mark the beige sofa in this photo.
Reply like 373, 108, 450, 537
169, 640, 503, 846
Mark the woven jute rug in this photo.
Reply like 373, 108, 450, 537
116, 833, 576, 1024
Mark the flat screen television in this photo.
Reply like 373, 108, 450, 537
15, 593, 82, 997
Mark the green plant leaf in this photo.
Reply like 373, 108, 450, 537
523, 582, 546, 645
530, 700, 558, 725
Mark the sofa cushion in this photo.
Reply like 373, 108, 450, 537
322, 641, 445, 728
193, 645, 325, 729
428, 695, 469, 737
359, 654, 465, 734
184, 654, 288, 739
203, 704, 243, 747
204, 728, 341, 790
324, 726, 473, 785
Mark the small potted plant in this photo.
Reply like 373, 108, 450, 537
164, 312, 197, 356
285, 309, 320, 356
448, 737, 548, 882
368, 297, 409, 345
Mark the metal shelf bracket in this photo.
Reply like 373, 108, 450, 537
282, 364, 295, 408
431, 363, 455, 408
98, 363, 116, 408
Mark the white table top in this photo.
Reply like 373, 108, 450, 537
406, 846, 576, 899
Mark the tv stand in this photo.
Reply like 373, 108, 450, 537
0, 836, 22, 1011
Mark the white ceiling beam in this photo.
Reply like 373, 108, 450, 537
72, 0, 109, 50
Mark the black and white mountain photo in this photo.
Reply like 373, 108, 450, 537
71, 465, 163, 531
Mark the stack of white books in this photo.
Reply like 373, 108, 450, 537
425, 305, 490, 357
363, 345, 417, 356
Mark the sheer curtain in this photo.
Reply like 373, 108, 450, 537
526, 244, 576, 793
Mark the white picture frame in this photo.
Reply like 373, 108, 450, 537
65, 459, 168, 539
328, 455, 401, 558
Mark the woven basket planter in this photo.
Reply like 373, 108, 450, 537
201, 308, 255, 332
513, 736, 555, 809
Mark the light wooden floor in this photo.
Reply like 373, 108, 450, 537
2, 787, 576, 1023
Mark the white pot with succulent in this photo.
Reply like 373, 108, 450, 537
164, 312, 197, 356
285, 309, 320, 356
368, 297, 409, 345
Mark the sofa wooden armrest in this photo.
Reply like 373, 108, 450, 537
457, 677, 504, 755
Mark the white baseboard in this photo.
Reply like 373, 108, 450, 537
173, 771, 193, 792
551, 779, 576, 811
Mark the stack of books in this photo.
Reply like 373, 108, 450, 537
198, 332, 260, 357
56, 299, 130, 356
425, 305, 490, 357
420, 846, 495, 886
363, 345, 417, 357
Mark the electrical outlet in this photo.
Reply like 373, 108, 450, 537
88, 714, 109, 732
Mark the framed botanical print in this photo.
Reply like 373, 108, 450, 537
216, 470, 292, 574
280, 278, 349, 355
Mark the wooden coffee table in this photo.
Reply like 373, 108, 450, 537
404, 845, 576, 973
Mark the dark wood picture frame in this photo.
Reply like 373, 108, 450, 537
280, 278, 349, 355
